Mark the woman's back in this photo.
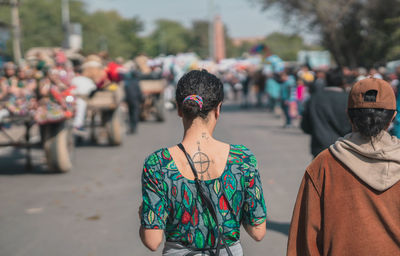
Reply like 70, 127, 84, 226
168, 137, 229, 181
141, 144, 267, 250
139, 70, 267, 255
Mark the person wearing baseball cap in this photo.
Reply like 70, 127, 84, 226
287, 78, 400, 256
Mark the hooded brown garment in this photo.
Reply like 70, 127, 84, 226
287, 131, 400, 256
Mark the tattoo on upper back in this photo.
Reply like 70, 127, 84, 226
192, 141, 211, 180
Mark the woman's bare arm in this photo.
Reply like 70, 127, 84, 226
139, 226, 164, 251
243, 220, 267, 242
138, 203, 164, 251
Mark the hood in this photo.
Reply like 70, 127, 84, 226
329, 131, 400, 191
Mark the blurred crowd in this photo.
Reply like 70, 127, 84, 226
1, 48, 400, 140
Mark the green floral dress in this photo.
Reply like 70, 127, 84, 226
141, 144, 267, 249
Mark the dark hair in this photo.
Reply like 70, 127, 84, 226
176, 70, 224, 120
348, 89, 395, 137
348, 109, 395, 137
326, 68, 344, 87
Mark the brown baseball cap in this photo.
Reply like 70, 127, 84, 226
348, 78, 396, 110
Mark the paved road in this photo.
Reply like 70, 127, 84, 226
0, 105, 311, 256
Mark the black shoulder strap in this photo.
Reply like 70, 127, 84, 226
177, 143, 233, 256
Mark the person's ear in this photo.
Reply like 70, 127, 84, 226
177, 104, 183, 118
215, 102, 222, 120
384, 111, 397, 131
391, 111, 397, 123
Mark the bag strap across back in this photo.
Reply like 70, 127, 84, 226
177, 143, 233, 256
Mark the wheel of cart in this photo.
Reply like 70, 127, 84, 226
0, 114, 36, 170
40, 120, 74, 173
139, 79, 166, 122
85, 84, 125, 146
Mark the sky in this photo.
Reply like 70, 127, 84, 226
83, 0, 301, 39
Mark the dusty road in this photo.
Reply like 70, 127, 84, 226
0, 105, 311, 256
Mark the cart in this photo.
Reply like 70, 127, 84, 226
0, 113, 74, 173
139, 79, 166, 122
84, 83, 125, 146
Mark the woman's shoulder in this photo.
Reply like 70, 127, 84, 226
143, 148, 172, 167
230, 144, 255, 155
229, 144, 258, 168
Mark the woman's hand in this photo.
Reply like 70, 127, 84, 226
243, 220, 267, 242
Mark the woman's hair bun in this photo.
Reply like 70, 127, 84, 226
182, 98, 201, 119
176, 70, 224, 120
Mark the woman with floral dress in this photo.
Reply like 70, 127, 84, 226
139, 70, 267, 255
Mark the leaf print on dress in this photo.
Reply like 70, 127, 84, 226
182, 210, 191, 225
191, 207, 199, 226
228, 154, 243, 165
207, 232, 215, 247
187, 233, 193, 244
166, 160, 177, 170
175, 203, 183, 220
242, 163, 250, 170
222, 170, 237, 201
230, 148, 243, 155
202, 212, 210, 227
162, 149, 171, 160
219, 195, 229, 216
255, 186, 261, 200
213, 179, 221, 194
194, 229, 205, 248
162, 181, 168, 194
224, 219, 238, 229
249, 155, 257, 168
170, 172, 184, 181
171, 185, 177, 198
226, 230, 240, 240
232, 192, 242, 216
182, 183, 193, 209
148, 209, 155, 224
155, 201, 165, 221
147, 154, 159, 166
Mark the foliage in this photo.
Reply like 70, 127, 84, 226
79, 10, 144, 58
189, 20, 210, 59
145, 19, 191, 57
264, 32, 316, 61
255, 0, 400, 67
0, 0, 322, 61
0, 0, 144, 58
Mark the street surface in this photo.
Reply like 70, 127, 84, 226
0, 105, 311, 256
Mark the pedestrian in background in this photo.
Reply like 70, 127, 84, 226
139, 70, 267, 255
254, 69, 267, 108
295, 78, 306, 116
288, 78, 400, 256
310, 70, 326, 94
301, 68, 351, 157
265, 73, 280, 113
280, 71, 295, 127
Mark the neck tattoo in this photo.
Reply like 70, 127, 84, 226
192, 141, 211, 180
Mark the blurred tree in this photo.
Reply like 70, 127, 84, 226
188, 20, 237, 59
264, 32, 317, 61
145, 19, 191, 56
80, 10, 144, 58
387, 17, 400, 59
0, 0, 65, 54
190, 20, 209, 59
0, 0, 144, 59
255, 0, 400, 67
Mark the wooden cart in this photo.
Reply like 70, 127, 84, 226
139, 79, 166, 122
84, 84, 125, 146
0, 113, 74, 173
